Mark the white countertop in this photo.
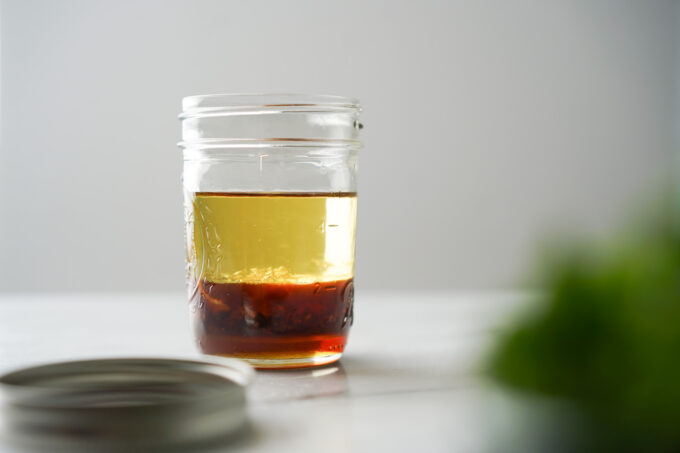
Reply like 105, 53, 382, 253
0, 291, 525, 453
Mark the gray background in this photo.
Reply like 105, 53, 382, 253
0, 0, 676, 292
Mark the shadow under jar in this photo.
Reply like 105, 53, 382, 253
179, 94, 361, 369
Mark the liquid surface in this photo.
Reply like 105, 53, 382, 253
185, 192, 357, 368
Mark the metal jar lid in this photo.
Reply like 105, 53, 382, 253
0, 356, 254, 452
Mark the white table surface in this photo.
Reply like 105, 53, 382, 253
0, 291, 526, 453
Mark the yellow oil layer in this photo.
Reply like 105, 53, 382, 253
187, 193, 357, 284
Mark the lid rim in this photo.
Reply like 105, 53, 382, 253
0, 356, 253, 409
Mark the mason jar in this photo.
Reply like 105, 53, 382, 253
179, 94, 361, 369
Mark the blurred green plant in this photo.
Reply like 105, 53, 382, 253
488, 194, 680, 452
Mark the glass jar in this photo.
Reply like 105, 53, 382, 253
179, 94, 361, 369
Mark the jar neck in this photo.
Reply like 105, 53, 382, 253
179, 94, 362, 150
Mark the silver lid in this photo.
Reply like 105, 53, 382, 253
0, 356, 254, 451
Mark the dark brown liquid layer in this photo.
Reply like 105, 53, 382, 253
191, 279, 354, 361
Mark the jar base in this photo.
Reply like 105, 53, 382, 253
226, 353, 343, 369
196, 333, 348, 369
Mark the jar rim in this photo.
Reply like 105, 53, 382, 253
181, 93, 360, 118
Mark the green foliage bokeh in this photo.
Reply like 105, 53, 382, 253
489, 198, 680, 452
